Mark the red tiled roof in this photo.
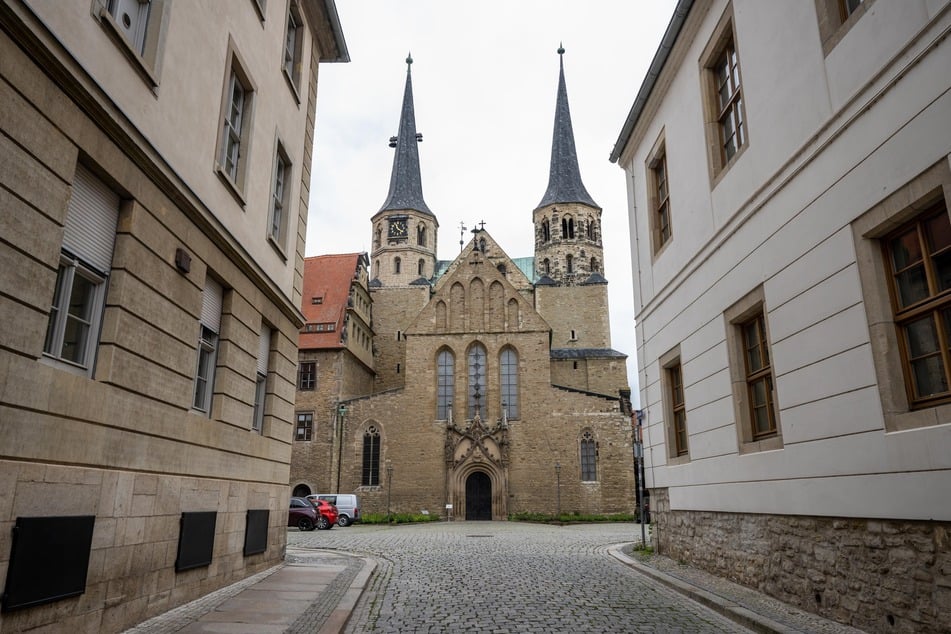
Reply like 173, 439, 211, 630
300, 253, 362, 350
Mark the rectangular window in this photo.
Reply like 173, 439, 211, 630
252, 326, 272, 433
193, 277, 222, 414
43, 165, 119, 373
851, 163, 951, 432
668, 363, 688, 456
742, 314, 777, 439
217, 47, 255, 197
883, 203, 951, 407
647, 132, 671, 254
268, 143, 291, 251
713, 40, 744, 164
295, 412, 313, 441
725, 287, 783, 453
99, 0, 168, 86
298, 361, 316, 390
700, 6, 748, 181
283, 1, 304, 93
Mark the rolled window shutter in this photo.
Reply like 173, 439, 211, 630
257, 327, 271, 375
200, 278, 223, 333
62, 164, 120, 275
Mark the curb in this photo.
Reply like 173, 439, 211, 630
607, 544, 798, 634
318, 556, 377, 634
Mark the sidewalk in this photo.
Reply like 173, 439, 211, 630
609, 545, 865, 634
122, 548, 375, 634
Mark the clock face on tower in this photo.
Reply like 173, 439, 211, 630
388, 218, 408, 239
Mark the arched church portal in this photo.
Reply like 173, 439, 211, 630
465, 471, 492, 520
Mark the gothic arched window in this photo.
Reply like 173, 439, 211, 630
362, 425, 381, 486
418, 259, 425, 276
581, 430, 597, 481
566, 254, 574, 274
467, 343, 487, 419
500, 347, 519, 419
437, 349, 454, 420
418, 224, 426, 246
543, 258, 551, 275
542, 219, 551, 243
586, 217, 594, 239
394, 257, 401, 274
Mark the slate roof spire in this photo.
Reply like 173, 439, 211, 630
536, 45, 599, 210
380, 53, 433, 216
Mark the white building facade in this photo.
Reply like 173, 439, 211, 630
0, 1, 346, 630
613, 1, 951, 631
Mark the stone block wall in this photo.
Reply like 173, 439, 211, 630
651, 488, 951, 633
0, 461, 287, 633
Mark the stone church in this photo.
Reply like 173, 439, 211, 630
290, 51, 634, 520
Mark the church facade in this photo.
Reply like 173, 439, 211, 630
291, 52, 634, 520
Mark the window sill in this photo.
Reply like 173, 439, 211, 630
667, 453, 691, 466
215, 166, 247, 207
737, 433, 784, 455
98, 8, 160, 90
39, 353, 91, 377
710, 141, 749, 191
267, 234, 288, 262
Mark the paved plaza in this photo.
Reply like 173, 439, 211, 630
289, 522, 749, 633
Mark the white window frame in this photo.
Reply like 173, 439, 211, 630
283, 0, 304, 97
252, 326, 272, 433
43, 254, 107, 372
97, 0, 169, 87
216, 45, 256, 201
193, 278, 222, 415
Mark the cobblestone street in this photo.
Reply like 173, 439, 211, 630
288, 522, 750, 633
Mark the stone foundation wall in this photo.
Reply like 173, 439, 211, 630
651, 488, 951, 633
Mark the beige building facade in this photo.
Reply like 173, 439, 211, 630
0, 1, 346, 631
291, 53, 635, 521
613, 0, 951, 631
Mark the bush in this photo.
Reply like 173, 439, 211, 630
508, 511, 636, 524
360, 512, 442, 525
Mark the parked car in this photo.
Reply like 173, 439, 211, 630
310, 498, 339, 530
289, 496, 319, 531
307, 493, 360, 527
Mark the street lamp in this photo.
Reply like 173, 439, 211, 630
335, 403, 347, 492
386, 463, 394, 522
554, 462, 561, 519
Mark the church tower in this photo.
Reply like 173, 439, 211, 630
533, 47, 613, 355
533, 46, 604, 287
370, 55, 439, 286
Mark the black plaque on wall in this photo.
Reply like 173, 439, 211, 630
243, 509, 269, 556
1, 515, 96, 612
175, 511, 217, 572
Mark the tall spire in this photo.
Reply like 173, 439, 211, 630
379, 53, 433, 216
536, 45, 598, 210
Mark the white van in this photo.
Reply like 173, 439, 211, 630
307, 493, 360, 526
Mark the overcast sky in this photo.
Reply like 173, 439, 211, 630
305, 2, 678, 405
